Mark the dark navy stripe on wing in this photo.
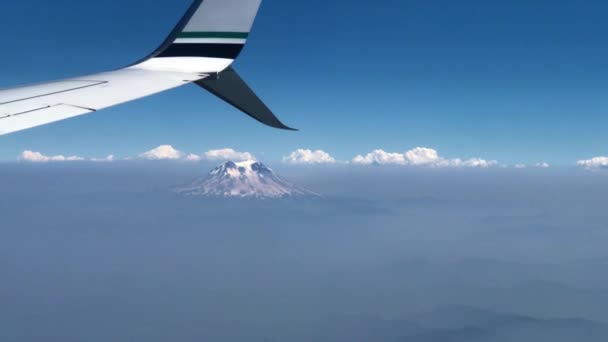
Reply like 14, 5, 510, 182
157, 43, 244, 59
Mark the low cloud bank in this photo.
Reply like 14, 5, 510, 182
204, 148, 255, 162
139, 145, 183, 160
577, 157, 608, 170
21, 151, 85, 163
17, 145, 576, 170
283, 149, 336, 165
352, 147, 497, 168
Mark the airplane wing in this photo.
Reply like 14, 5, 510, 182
0, 0, 295, 136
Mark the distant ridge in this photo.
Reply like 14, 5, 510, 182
175, 160, 321, 199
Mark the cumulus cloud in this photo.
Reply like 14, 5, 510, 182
283, 149, 336, 165
139, 145, 183, 160
20, 150, 85, 163
91, 155, 115, 163
352, 150, 407, 166
352, 147, 497, 168
185, 153, 202, 162
513, 162, 550, 169
577, 157, 608, 170
405, 147, 440, 165
439, 158, 499, 168
204, 148, 255, 162
20, 146, 256, 163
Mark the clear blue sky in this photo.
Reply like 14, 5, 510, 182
1, 0, 607, 164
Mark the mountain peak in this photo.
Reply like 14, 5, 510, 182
177, 160, 320, 199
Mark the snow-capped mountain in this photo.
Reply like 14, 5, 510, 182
176, 160, 321, 199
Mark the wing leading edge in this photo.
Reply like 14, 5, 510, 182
0, 0, 294, 136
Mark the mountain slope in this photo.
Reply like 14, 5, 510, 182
176, 160, 320, 199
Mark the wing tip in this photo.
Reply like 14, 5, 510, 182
270, 121, 298, 131
196, 68, 298, 132
246, 112, 298, 131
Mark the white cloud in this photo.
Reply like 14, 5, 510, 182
139, 145, 183, 160
20, 151, 50, 162
352, 149, 407, 165
91, 155, 115, 163
21, 146, 253, 163
65, 156, 86, 161
185, 153, 202, 162
20, 150, 85, 163
352, 147, 497, 168
535, 162, 550, 168
204, 148, 255, 162
439, 158, 499, 168
514, 164, 527, 169
465, 158, 498, 168
283, 149, 336, 165
405, 147, 440, 165
577, 157, 608, 170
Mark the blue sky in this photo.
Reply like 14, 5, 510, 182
1, 0, 608, 165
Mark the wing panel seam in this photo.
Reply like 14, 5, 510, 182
0, 105, 52, 119
0, 81, 109, 106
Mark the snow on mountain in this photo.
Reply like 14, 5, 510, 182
175, 160, 321, 199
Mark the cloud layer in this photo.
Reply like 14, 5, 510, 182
185, 153, 202, 162
90, 155, 115, 163
19, 146, 258, 164
283, 149, 336, 165
352, 147, 497, 168
577, 157, 608, 170
20, 145, 585, 171
204, 148, 255, 162
20, 151, 85, 163
139, 145, 183, 160
352, 150, 407, 165
15, 146, 498, 169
